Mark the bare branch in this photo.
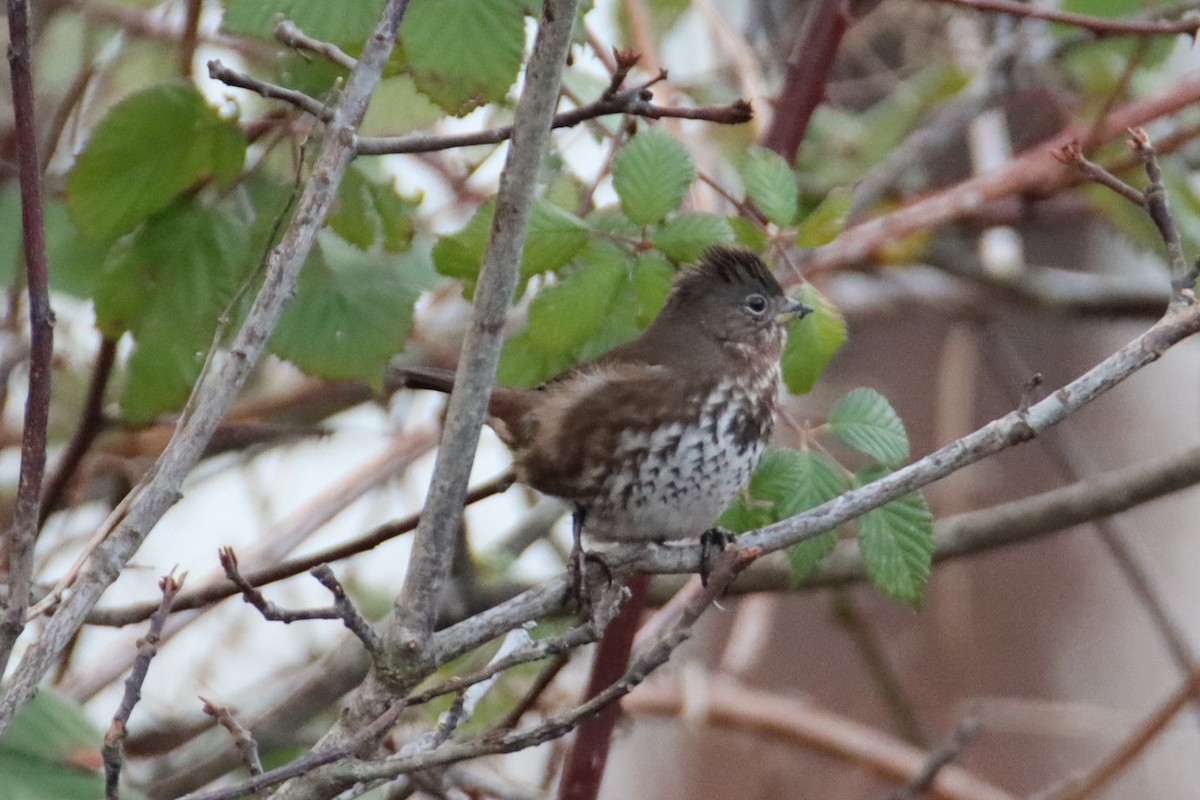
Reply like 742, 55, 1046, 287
1038, 669, 1200, 800
356, 89, 751, 156
101, 573, 185, 799
1056, 141, 1147, 207
387, 0, 580, 659
624, 675, 1009, 800
804, 72, 1200, 275
221, 550, 380, 652
0, 0, 413, 736
0, 0, 55, 678
178, 543, 757, 800
885, 716, 983, 800
86, 470, 513, 628
933, 0, 1200, 37
201, 699, 269, 798
275, 19, 358, 71
208, 59, 332, 121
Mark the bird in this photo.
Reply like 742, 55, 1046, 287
392, 245, 811, 552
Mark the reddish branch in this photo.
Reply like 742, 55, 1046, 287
0, 0, 55, 675
39, 337, 117, 526
556, 573, 651, 800
802, 72, 1200, 276
933, 0, 1200, 37
762, 0, 883, 163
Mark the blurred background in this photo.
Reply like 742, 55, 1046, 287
2, 0, 1200, 798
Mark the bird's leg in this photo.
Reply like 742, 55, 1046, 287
699, 527, 735, 588
568, 506, 612, 615
569, 506, 590, 613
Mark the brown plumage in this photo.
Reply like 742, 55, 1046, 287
393, 246, 811, 542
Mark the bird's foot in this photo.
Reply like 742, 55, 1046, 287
568, 541, 613, 616
699, 527, 736, 588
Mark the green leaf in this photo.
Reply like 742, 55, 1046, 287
781, 284, 846, 394
497, 244, 639, 387
737, 146, 799, 227
523, 201, 590, 278
728, 216, 767, 252
612, 127, 695, 225
222, 0, 385, 45
271, 236, 431, 386
326, 167, 419, 252
327, 167, 377, 250
433, 199, 588, 288
652, 213, 734, 262
752, 449, 847, 518
858, 482, 933, 607
401, 0, 526, 115
829, 387, 910, 467
100, 205, 252, 424
45, 198, 111, 298
630, 251, 675, 327
717, 448, 848, 581
433, 200, 495, 282
0, 689, 106, 800
67, 82, 245, 241
795, 186, 851, 247
751, 448, 846, 582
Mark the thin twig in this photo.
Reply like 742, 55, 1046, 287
86, 470, 513, 627
221, 549, 381, 651
310, 565, 382, 652
490, 655, 570, 733
1041, 669, 1200, 800
1055, 140, 1145, 205
625, 674, 1009, 800
101, 572, 185, 800
178, 0, 202, 78
831, 590, 927, 747
933, 0, 1200, 36
885, 716, 982, 800
39, 337, 117, 527
1129, 128, 1196, 295
208, 59, 332, 120
0, 0, 55, 678
356, 91, 750, 156
275, 19, 358, 70
803, 72, 1200, 275
201, 699, 269, 798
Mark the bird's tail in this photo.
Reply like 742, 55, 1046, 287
385, 365, 457, 395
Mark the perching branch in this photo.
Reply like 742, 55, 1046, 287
178, 542, 757, 800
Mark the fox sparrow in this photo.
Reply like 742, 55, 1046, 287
394, 246, 811, 549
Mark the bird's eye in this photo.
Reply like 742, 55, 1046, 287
745, 294, 768, 314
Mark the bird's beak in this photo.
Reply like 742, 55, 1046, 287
776, 297, 814, 324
